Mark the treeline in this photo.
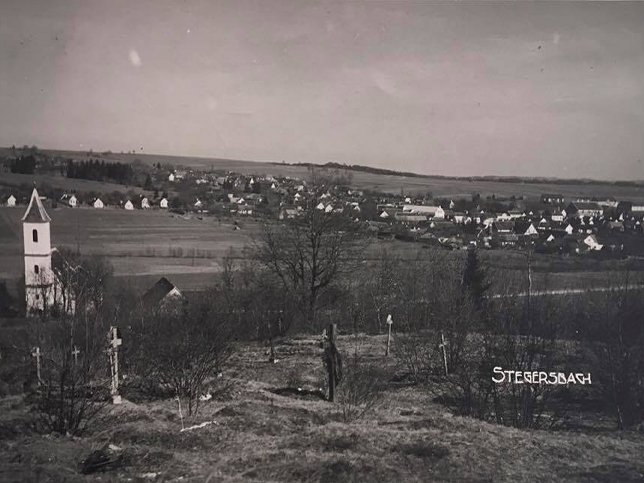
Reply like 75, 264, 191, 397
10, 155, 37, 174
281, 161, 644, 188
66, 159, 134, 184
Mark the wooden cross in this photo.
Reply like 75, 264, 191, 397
107, 326, 122, 404
385, 314, 393, 356
71, 345, 80, 365
439, 332, 449, 377
323, 324, 340, 403
31, 346, 42, 385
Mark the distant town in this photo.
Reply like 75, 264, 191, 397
2, 146, 643, 259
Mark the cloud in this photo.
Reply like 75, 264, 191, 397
129, 49, 142, 67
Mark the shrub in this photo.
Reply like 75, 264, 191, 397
337, 356, 386, 422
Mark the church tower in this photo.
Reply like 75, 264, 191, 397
22, 188, 54, 314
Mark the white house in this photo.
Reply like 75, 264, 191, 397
402, 205, 445, 219
523, 223, 538, 236
6, 194, 16, 207
93, 198, 104, 209
61, 194, 77, 207
324, 204, 334, 213
168, 173, 176, 182
159, 198, 168, 209
379, 211, 390, 219
238, 205, 253, 215
564, 223, 574, 235
141, 197, 151, 209
583, 235, 603, 251
124, 200, 134, 210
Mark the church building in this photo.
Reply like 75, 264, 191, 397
22, 188, 74, 316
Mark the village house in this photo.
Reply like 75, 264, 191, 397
60, 193, 77, 207
565, 202, 603, 218
491, 220, 514, 234
124, 200, 134, 210
6, 194, 16, 207
238, 205, 253, 216
402, 204, 445, 219
142, 277, 183, 310
514, 221, 538, 237
278, 206, 298, 220
159, 197, 168, 209
141, 197, 151, 209
93, 198, 104, 208
541, 194, 565, 204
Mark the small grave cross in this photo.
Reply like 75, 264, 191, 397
439, 332, 449, 377
385, 314, 393, 356
31, 346, 42, 385
107, 326, 122, 405
71, 345, 80, 365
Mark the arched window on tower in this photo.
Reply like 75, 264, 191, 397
34, 265, 39, 274
32, 229, 38, 243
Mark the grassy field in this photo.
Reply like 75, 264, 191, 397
0, 172, 154, 197
4, 147, 644, 200
1, 333, 643, 482
2, 206, 644, 296
0, 207, 260, 291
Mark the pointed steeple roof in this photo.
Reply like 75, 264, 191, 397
22, 188, 51, 223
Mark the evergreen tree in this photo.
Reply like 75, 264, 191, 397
462, 248, 490, 308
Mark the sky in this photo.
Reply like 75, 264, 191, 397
1, 1, 643, 180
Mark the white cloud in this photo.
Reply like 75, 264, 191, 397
129, 49, 142, 67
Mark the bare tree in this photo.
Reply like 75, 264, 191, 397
256, 197, 364, 328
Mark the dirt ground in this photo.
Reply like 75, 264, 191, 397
1, 334, 643, 482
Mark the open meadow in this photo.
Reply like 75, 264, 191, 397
2, 206, 644, 296
0, 207, 260, 292
1, 333, 643, 482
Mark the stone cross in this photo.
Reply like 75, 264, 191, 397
31, 346, 42, 385
71, 345, 80, 365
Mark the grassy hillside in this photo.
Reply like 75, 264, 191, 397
1, 333, 642, 481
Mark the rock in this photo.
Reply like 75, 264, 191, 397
79, 445, 123, 474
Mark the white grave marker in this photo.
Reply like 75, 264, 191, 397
107, 326, 122, 404
31, 346, 42, 386
385, 314, 393, 356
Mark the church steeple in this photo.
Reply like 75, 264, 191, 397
22, 188, 51, 223
22, 187, 53, 315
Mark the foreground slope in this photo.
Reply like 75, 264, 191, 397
1, 334, 643, 482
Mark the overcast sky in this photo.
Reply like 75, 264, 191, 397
1, 1, 643, 179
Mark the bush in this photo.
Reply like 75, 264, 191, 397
27, 320, 109, 435
131, 297, 234, 416
337, 356, 386, 422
